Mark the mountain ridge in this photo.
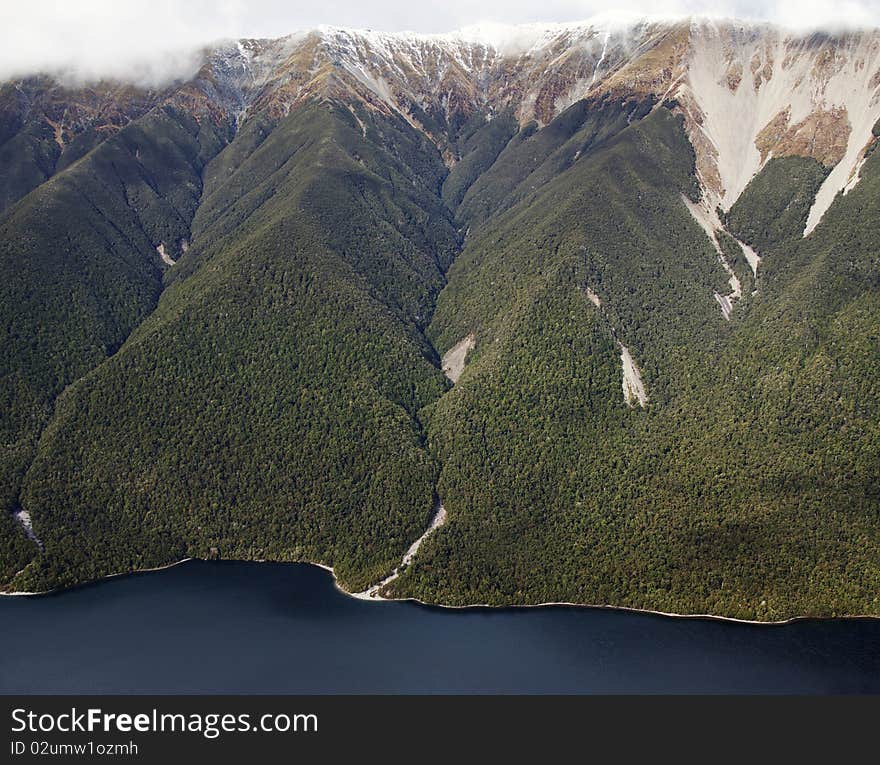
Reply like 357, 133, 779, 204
1, 16, 878, 619
4, 17, 880, 231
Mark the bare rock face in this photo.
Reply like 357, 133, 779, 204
441, 334, 476, 384
671, 21, 880, 232
756, 106, 851, 167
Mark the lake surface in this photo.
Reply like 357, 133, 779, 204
2, 560, 878, 694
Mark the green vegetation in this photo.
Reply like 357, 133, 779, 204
10, 102, 456, 593
0, 80, 159, 214
0, 117, 57, 215
1, 86, 877, 619
0, 511, 35, 585
441, 110, 518, 211
717, 229, 755, 297
457, 96, 656, 224
0, 103, 231, 574
723, 156, 828, 252
389, 108, 880, 620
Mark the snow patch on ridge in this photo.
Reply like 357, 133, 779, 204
591, 30, 611, 85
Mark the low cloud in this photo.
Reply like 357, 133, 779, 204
2, 0, 878, 85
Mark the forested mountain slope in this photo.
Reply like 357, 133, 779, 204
0, 79, 165, 214
0, 100, 232, 579
1, 18, 877, 619
389, 106, 880, 620
10, 99, 458, 593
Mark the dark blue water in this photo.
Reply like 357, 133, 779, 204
1, 560, 878, 694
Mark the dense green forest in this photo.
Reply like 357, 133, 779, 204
1, 82, 877, 619
0, 80, 162, 214
8, 101, 456, 592
722, 156, 829, 252
389, 109, 880, 620
456, 96, 658, 227
0, 103, 231, 520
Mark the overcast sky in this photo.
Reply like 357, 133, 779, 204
2, 0, 879, 83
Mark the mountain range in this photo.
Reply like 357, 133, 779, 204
1, 16, 878, 620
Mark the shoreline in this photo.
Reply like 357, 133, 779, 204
0, 557, 196, 598
349, 500, 448, 599
314, 560, 880, 627
4, 556, 878, 627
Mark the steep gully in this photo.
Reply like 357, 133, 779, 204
359, 105, 776, 600
682, 195, 760, 321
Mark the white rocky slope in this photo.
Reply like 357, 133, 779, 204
677, 20, 880, 233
